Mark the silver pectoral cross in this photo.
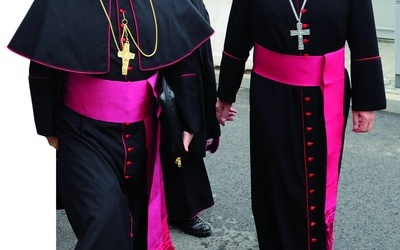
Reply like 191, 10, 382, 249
118, 41, 135, 76
290, 22, 310, 50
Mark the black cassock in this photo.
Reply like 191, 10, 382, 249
8, 0, 215, 249
161, 0, 221, 221
217, 0, 386, 249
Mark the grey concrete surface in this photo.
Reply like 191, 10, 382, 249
57, 40, 400, 249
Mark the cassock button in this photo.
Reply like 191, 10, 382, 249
306, 127, 313, 132
305, 97, 311, 102
310, 205, 316, 211
126, 161, 133, 165
125, 122, 130, 126
307, 142, 314, 147
128, 66, 133, 71
309, 173, 315, 178
128, 147, 135, 152
311, 238, 317, 243
303, 39, 310, 44
307, 157, 314, 162
310, 222, 316, 227
119, 8, 126, 13
125, 134, 132, 139
309, 189, 315, 194
301, 8, 308, 14
124, 175, 132, 179
305, 112, 312, 117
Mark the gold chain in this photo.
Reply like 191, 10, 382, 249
99, 0, 158, 57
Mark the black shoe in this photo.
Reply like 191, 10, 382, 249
170, 216, 212, 237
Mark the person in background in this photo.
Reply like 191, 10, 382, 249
215, 0, 386, 249
7, 0, 215, 249
160, 0, 227, 238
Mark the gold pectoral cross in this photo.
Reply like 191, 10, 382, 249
118, 41, 135, 75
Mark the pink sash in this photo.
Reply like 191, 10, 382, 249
64, 73, 174, 250
254, 44, 346, 250
64, 73, 158, 123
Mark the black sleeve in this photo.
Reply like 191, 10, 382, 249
217, 0, 253, 103
347, 0, 386, 111
29, 61, 64, 136
161, 51, 205, 134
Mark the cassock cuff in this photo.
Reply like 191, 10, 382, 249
217, 53, 247, 103
350, 58, 387, 111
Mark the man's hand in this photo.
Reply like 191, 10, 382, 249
182, 131, 194, 152
46, 136, 59, 150
352, 111, 376, 133
216, 98, 237, 126
206, 137, 220, 153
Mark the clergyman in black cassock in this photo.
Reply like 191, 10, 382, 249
215, 0, 386, 249
160, 0, 221, 238
7, 0, 215, 249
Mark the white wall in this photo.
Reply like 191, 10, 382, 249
204, 0, 255, 68
204, 0, 231, 66
372, 0, 395, 39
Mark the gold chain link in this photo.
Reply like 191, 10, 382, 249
99, 0, 158, 57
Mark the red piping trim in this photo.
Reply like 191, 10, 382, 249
352, 55, 380, 62
300, 89, 311, 250
180, 73, 196, 78
129, 213, 134, 238
7, 47, 108, 74
222, 50, 248, 61
139, 33, 214, 71
122, 124, 128, 175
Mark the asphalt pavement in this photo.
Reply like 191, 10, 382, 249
57, 40, 400, 250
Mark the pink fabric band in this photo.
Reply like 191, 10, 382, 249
253, 44, 346, 250
253, 44, 345, 86
64, 73, 158, 123
63, 72, 173, 249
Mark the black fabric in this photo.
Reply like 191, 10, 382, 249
160, 46, 220, 157
351, 59, 385, 110
28, 62, 65, 136
8, 0, 214, 73
158, 74, 186, 163
217, 0, 385, 249
160, 0, 219, 220
11, 1, 217, 249
162, 152, 214, 220
217, 0, 386, 111
249, 75, 335, 249
56, 105, 148, 249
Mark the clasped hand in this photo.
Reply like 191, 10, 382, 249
352, 111, 376, 133
215, 98, 237, 126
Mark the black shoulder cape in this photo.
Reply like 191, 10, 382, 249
8, 0, 214, 73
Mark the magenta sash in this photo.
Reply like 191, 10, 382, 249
64, 73, 174, 250
64, 73, 157, 123
254, 44, 345, 250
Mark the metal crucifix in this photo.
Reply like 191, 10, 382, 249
290, 22, 310, 50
